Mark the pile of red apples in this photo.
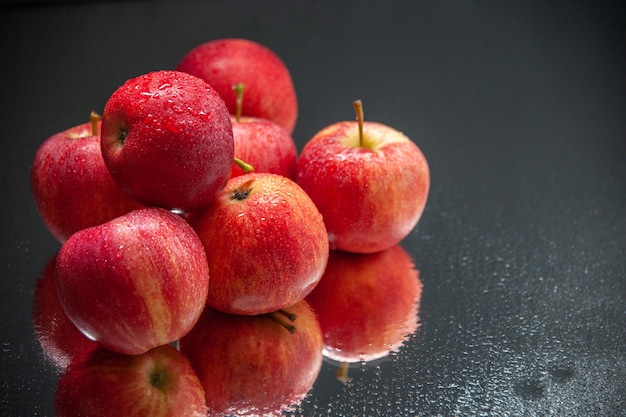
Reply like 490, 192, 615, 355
30, 38, 430, 417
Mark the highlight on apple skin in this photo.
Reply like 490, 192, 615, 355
55, 207, 210, 356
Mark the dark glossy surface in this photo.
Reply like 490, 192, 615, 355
2, 1, 625, 416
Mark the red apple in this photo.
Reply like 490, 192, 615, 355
55, 207, 210, 355
176, 38, 298, 134
305, 244, 423, 363
100, 70, 234, 212
32, 253, 99, 370
230, 83, 297, 179
30, 113, 144, 242
188, 173, 329, 315
230, 115, 297, 179
55, 344, 207, 417
296, 100, 430, 253
179, 300, 323, 417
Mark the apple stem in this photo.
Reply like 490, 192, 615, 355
336, 362, 352, 384
233, 157, 254, 173
233, 82, 245, 122
277, 309, 298, 322
268, 312, 297, 334
353, 99, 364, 148
90, 111, 101, 136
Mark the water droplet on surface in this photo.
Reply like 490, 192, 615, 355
549, 365, 575, 383
514, 379, 545, 400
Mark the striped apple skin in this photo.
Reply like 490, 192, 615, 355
55, 207, 210, 355
296, 120, 430, 254
189, 173, 329, 316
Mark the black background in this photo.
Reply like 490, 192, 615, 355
1, 1, 625, 416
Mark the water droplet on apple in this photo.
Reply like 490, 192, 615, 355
167, 100, 184, 114
163, 118, 181, 134
158, 83, 172, 90
198, 111, 211, 122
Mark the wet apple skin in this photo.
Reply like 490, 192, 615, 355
189, 173, 329, 315
230, 115, 297, 180
30, 120, 144, 243
100, 70, 234, 212
296, 121, 430, 254
55, 208, 210, 356
177, 38, 298, 135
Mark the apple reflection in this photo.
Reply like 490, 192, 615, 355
32, 253, 98, 370
305, 244, 423, 366
31, 255, 322, 416
179, 300, 323, 417
32, 244, 421, 414
54, 344, 207, 417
